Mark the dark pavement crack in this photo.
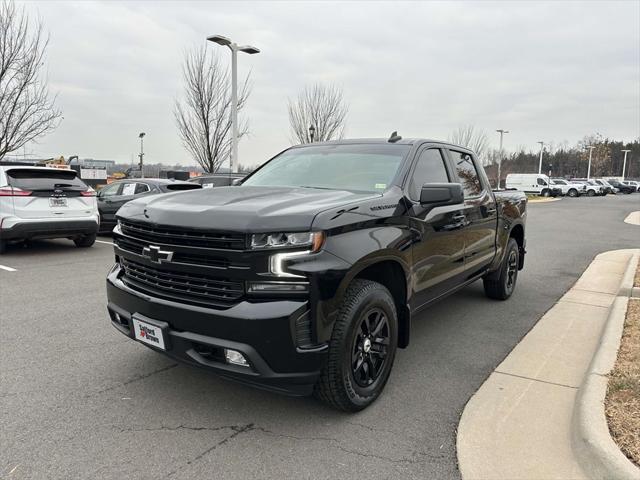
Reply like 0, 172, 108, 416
86, 363, 178, 398
163, 423, 254, 478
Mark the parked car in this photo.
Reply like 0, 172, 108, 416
106, 137, 527, 411
606, 179, 635, 194
550, 178, 583, 197
569, 179, 604, 196
0, 163, 99, 253
591, 179, 617, 194
188, 173, 245, 188
621, 180, 639, 192
505, 173, 561, 197
98, 179, 201, 233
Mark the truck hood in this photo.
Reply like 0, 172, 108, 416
117, 185, 380, 232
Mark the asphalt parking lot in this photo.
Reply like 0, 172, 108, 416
1, 194, 639, 480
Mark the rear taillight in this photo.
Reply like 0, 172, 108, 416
81, 189, 96, 197
0, 186, 32, 196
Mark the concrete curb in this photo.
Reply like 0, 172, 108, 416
572, 251, 640, 480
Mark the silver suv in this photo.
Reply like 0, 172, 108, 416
0, 164, 99, 253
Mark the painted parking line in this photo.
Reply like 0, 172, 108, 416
0, 264, 17, 272
95, 240, 114, 245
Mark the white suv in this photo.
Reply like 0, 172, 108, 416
0, 164, 99, 253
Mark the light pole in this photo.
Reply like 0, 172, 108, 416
585, 145, 595, 179
496, 129, 509, 189
309, 125, 316, 143
207, 34, 260, 173
537, 141, 545, 175
138, 132, 146, 178
621, 149, 631, 180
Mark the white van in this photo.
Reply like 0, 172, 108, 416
505, 173, 561, 197
0, 164, 99, 253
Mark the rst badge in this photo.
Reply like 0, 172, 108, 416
132, 318, 166, 350
142, 245, 174, 264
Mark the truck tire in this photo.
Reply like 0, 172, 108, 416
0, 239, 6, 254
483, 238, 519, 301
314, 279, 398, 412
568, 188, 578, 197
541, 188, 550, 197
74, 233, 96, 248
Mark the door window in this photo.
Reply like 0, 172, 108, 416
121, 183, 137, 196
409, 148, 450, 200
537, 178, 547, 186
99, 183, 122, 197
450, 150, 482, 197
134, 183, 150, 194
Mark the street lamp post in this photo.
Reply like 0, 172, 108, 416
621, 149, 631, 180
309, 125, 316, 143
537, 141, 545, 175
138, 132, 146, 178
496, 129, 509, 189
207, 35, 260, 173
585, 145, 595, 179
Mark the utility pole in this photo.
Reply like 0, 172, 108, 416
207, 35, 260, 173
537, 141, 545, 175
138, 132, 146, 178
585, 145, 595, 179
309, 125, 316, 143
621, 149, 631, 180
496, 129, 509, 189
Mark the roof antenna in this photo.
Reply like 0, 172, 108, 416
388, 131, 402, 143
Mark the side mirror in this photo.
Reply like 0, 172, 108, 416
420, 183, 464, 206
231, 178, 243, 186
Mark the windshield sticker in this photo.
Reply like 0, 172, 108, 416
374, 183, 386, 190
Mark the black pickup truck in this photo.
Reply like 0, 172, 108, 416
106, 137, 527, 411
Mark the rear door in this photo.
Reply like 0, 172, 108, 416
445, 149, 498, 276
6, 168, 95, 219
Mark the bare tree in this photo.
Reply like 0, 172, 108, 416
448, 125, 489, 162
0, 1, 61, 160
174, 46, 251, 173
288, 83, 348, 144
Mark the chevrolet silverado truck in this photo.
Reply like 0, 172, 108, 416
106, 136, 527, 411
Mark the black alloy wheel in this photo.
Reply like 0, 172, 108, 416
351, 308, 390, 388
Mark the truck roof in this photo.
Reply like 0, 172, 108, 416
290, 138, 473, 152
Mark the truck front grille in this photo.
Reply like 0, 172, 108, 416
114, 235, 231, 269
120, 258, 244, 307
119, 220, 246, 250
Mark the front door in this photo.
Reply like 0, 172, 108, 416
408, 146, 468, 309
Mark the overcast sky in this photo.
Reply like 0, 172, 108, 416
18, 0, 640, 167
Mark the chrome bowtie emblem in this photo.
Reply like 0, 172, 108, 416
142, 245, 174, 264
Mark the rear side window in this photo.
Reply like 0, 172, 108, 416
409, 148, 450, 200
449, 151, 482, 197
7, 169, 87, 191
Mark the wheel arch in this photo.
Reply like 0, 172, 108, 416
337, 256, 411, 349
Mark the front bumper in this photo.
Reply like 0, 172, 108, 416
0, 217, 99, 240
106, 265, 327, 396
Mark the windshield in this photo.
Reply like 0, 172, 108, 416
242, 144, 411, 193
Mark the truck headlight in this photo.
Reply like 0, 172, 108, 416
251, 231, 325, 252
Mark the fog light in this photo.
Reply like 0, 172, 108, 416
224, 349, 250, 367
